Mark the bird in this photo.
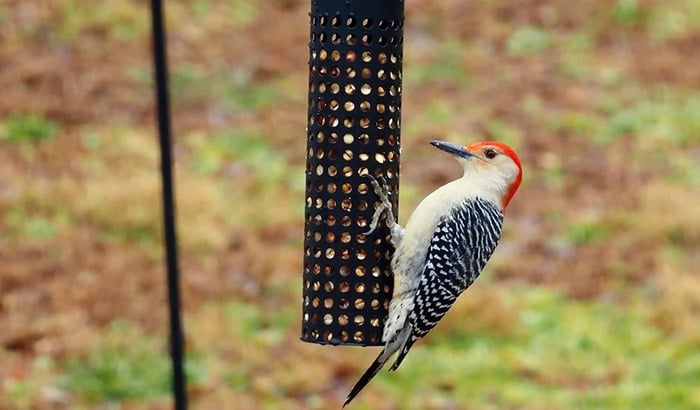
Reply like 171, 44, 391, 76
343, 140, 523, 407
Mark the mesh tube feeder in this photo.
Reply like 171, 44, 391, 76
301, 0, 404, 346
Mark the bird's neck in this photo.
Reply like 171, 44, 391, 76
455, 172, 505, 210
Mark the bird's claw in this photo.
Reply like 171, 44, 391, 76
365, 174, 396, 236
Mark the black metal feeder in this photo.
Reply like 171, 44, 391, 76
301, 0, 405, 346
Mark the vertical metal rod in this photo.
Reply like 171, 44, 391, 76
149, 1, 187, 408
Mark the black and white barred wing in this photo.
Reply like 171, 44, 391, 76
410, 198, 504, 338
389, 198, 504, 371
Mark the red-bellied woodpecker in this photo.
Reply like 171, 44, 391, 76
344, 140, 523, 406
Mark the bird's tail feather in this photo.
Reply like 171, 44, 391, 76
389, 337, 416, 371
343, 349, 390, 407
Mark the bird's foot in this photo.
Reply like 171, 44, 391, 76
365, 174, 396, 236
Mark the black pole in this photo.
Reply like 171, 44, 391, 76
150, 1, 187, 408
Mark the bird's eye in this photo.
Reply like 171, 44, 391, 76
484, 148, 497, 159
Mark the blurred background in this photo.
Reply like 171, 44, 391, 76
1, 0, 699, 409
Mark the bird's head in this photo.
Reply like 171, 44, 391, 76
430, 140, 523, 210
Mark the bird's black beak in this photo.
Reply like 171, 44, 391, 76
430, 140, 476, 159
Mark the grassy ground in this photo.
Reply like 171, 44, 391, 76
1, 0, 699, 409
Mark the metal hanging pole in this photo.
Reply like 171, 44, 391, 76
150, 0, 187, 408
